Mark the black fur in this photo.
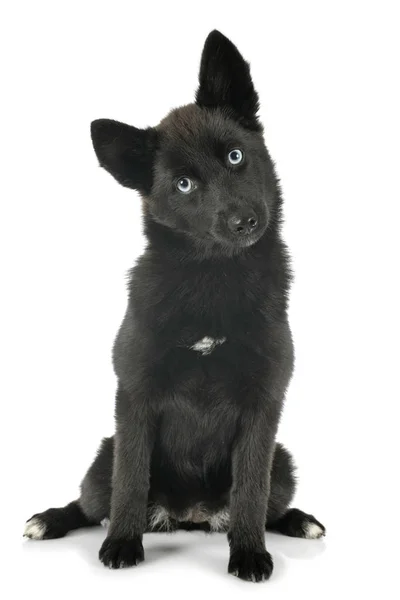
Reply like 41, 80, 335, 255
90, 120, 158, 195
24, 501, 94, 539
25, 30, 325, 582
196, 30, 261, 131
269, 508, 326, 539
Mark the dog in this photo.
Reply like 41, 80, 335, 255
24, 30, 325, 582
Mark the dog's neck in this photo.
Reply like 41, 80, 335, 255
128, 212, 291, 335
142, 212, 281, 266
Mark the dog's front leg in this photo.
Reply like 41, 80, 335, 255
228, 404, 279, 582
99, 386, 154, 569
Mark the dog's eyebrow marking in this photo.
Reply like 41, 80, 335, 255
191, 336, 226, 355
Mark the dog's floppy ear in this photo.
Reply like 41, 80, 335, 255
91, 119, 158, 195
196, 30, 260, 131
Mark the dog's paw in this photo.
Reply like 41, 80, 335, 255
24, 516, 47, 540
99, 536, 144, 569
228, 548, 273, 582
24, 510, 68, 540
269, 508, 326, 539
302, 517, 326, 539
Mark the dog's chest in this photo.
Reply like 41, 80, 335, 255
149, 272, 271, 397
130, 258, 278, 396
154, 274, 269, 357
148, 260, 267, 325
190, 335, 227, 355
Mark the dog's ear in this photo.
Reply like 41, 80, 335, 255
196, 30, 260, 130
91, 119, 158, 195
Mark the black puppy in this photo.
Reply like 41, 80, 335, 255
24, 31, 325, 582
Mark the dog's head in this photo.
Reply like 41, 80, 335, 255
91, 31, 279, 256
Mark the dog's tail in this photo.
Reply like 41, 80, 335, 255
23, 500, 96, 540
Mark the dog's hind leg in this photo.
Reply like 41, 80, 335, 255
79, 436, 113, 524
24, 437, 114, 540
266, 443, 326, 539
24, 500, 96, 540
267, 507, 325, 539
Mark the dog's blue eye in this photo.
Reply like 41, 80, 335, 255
176, 177, 193, 193
228, 149, 243, 165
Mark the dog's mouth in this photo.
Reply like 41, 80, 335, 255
233, 227, 267, 247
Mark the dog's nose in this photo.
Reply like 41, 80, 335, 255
227, 211, 259, 236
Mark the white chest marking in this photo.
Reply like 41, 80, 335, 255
191, 336, 226, 355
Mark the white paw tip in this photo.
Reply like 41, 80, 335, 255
24, 517, 47, 540
100, 518, 110, 528
303, 521, 325, 539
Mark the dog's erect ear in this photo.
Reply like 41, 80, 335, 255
91, 119, 158, 195
196, 30, 260, 130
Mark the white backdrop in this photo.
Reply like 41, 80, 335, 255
1, 1, 399, 598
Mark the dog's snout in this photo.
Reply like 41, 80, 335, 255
227, 211, 259, 236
